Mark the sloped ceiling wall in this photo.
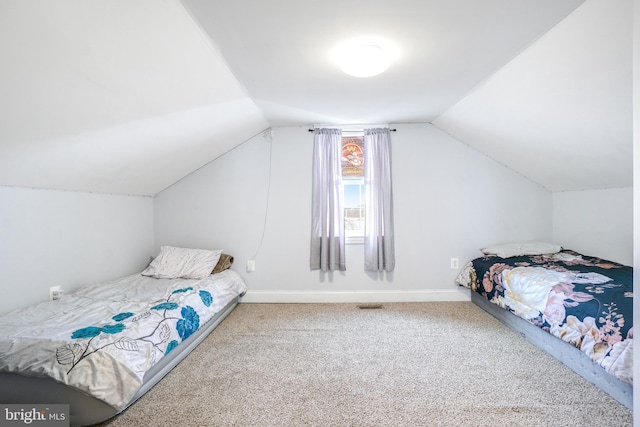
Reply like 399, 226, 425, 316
0, 0, 632, 195
433, 0, 633, 192
0, 1, 268, 196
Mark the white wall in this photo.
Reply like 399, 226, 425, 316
552, 187, 633, 265
631, 0, 639, 421
0, 186, 154, 314
154, 123, 553, 302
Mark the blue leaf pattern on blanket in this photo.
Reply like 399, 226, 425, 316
71, 326, 103, 339
71, 324, 126, 339
165, 340, 179, 355
61, 284, 209, 374
101, 323, 126, 334
176, 306, 200, 340
151, 302, 179, 311
112, 312, 134, 322
199, 290, 213, 307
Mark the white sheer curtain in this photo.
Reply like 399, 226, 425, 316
364, 128, 395, 271
310, 128, 346, 271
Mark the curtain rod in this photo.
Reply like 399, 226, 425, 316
307, 128, 397, 132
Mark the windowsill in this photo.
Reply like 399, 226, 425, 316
346, 236, 364, 245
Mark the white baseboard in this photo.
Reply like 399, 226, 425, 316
240, 288, 471, 303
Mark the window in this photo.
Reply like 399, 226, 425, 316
341, 134, 364, 244
310, 127, 394, 272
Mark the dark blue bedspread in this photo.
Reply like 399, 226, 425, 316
458, 250, 633, 385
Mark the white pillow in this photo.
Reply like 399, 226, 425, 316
142, 246, 223, 279
480, 241, 562, 258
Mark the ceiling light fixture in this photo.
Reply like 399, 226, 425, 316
332, 37, 398, 78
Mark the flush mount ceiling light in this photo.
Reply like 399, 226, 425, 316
338, 44, 389, 77
332, 37, 398, 78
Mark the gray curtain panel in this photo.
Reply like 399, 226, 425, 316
364, 128, 395, 272
310, 128, 346, 271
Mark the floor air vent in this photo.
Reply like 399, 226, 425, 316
357, 304, 384, 310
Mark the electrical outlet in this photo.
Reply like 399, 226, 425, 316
49, 286, 63, 301
246, 260, 255, 273
450, 258, 459, 270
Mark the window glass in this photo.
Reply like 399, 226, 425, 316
341, 136, 364, 176
342, 135, 364, 243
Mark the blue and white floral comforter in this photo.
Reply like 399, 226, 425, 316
456, 250, 633, 385
0, 270, 247, 410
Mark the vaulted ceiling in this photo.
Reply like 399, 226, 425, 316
0, 0, 632, 195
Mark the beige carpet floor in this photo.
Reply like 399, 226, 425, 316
100, 302, 632, 426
